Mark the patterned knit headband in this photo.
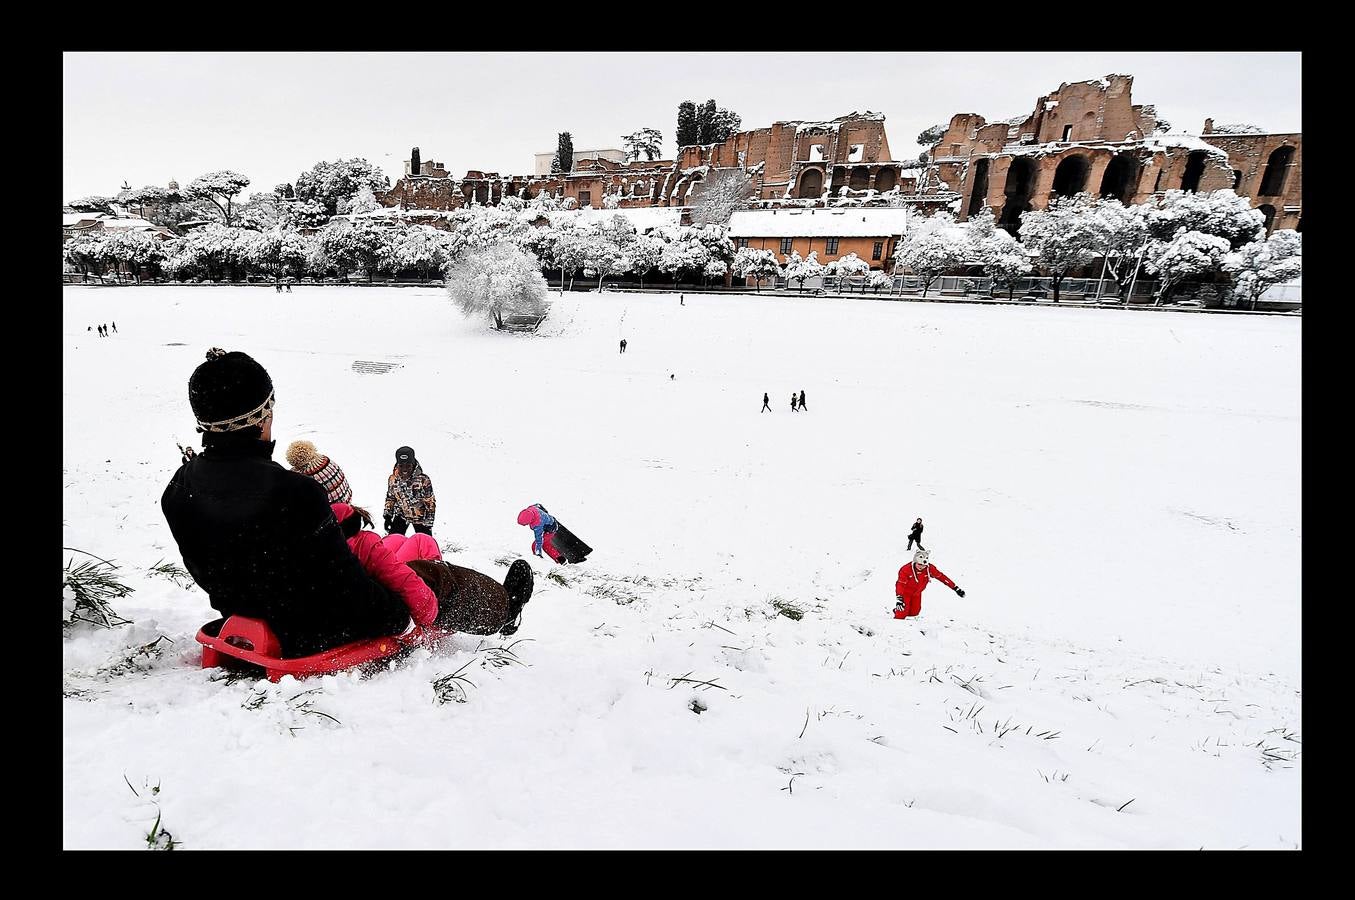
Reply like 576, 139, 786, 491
196, 389, 275, 433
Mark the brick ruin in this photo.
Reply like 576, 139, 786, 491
374, 77, 1299, 235
929, 74, 1301, 234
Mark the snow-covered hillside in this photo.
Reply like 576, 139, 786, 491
62, 286, 1301, 849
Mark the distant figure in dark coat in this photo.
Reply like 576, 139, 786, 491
907, 518, 925, 551
798, 389, 806, 411
680, 294, 685, 306
790, 393, 798, 412
620, 339, 627, 354
761, 393, 771, 413
112, 322, 117, 334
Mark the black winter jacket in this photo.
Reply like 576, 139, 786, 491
161, 433, 410, 657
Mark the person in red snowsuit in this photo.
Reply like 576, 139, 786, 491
894, 548, 964, 619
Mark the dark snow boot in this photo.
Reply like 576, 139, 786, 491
500, 559, 534, 636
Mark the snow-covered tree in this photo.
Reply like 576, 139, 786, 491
917, 123, 947, 147
601, 191, 621, 210
319, 222, 387, 281
446, 243, 549, 329
185, 171, 251, 227
658, 228, 713, 287
1144, 230, 1232, 305
896, 212, 971, 297
550, 226, 590, 292
1018, 195, 1101, 302
731, 247, 782, 293
161, 224, 260, 281
702, 258, 728, 288
446, 204, 531, 261
1212, 123, 1265, 134
972, 226, 1033, 300
97, 230, 167, 281
784, 250, 825, 293
676, 101, 699, 147
623, 127, 663, 162
254, 227, 310, 278
294, 158, 390, 216
868, 271, 893, 293
347, 187, 379, 215
829, 252, 870, 291
380, 225, 452, 281
1083, 199, 1150, 299
289, 200, 331, 230
581, 226, 629, 291
628, 233, 664, 290
63, 233, 107, 278
690, 168, 755, 226
1222, 229, 1301, 310
67, 196, 116, 215
1144, 189, 1265, 250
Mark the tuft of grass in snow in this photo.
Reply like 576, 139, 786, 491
97, 635, 174, 679
432, 659, 478, 704
587, 583, 640, 605
63, 549, 134, 630
126, 776, 181, 850
546, 571, 571, 587
440, 540, 466, 554
770, 597, 805, 621
147, 558, 195, 591
493, 554, 516, 568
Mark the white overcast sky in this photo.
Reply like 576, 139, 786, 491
63, 51, 1301, 201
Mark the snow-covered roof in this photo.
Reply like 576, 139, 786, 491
548, 207, 684, 230
64, 212, 106, 226
98, 217, 158, 230
728, 208, 911, 238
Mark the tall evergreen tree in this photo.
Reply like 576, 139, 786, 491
554, 132, 574, 175
697, 99, 718, 144
676, 101, 698, 147
411, 146, 421, 176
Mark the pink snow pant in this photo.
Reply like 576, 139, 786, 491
381, 532, 442, 563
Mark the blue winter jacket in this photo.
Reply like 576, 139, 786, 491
531, 508, 558, 553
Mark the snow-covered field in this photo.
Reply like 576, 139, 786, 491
62, 286, 1301, 849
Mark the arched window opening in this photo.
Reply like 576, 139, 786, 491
1099, 154, 1140, 202
968, 158, 991, 216
1052, 155, 1089, 197
797, 168, 824, 199
1259, 146, 1294, 196
1181, 150, 1209, 192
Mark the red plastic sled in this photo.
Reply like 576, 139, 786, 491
196, 615, 454, 682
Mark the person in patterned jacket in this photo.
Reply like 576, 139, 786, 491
284, 440, 353, 504
384, 445, 437, 536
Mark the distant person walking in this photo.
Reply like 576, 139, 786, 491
798, 389, 806, 411
620, 339, 627, 354
907, 518, 925, 551
791, 393, 798, 412
275, 282, 283, 293
761, 392, 771, 413
680, 294, 685, 306
112, 322, 117, 334
285, 282, 292, 292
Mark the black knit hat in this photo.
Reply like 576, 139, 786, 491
188, 348, 275, 433
395, 446, 415, 462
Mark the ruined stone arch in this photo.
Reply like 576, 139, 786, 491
1180, 150, 1210, 192
875, 167, 898, 193
797, 167, 825, 199
1259, 145, 1294, 197
849, 168, 870, 191
1051, 154, 1091, 197
999, 157, 1036, 231
1099, 153, 1140, 202
967, 158, 991, 217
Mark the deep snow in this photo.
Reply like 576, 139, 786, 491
62, 286, 1301, 849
